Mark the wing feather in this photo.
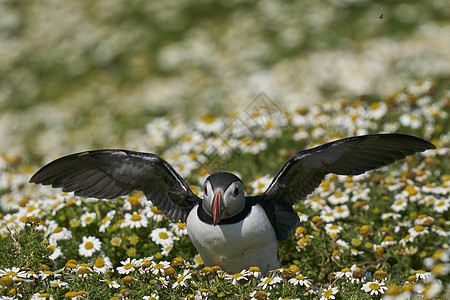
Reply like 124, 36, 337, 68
257, 134, 434, 241
264, 134, 435, 204
30, 149, 200, 222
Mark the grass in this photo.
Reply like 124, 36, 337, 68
0, 79, 449, 299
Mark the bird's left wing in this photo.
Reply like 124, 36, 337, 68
255, 134, 435, 241
262, 134, 435, 204
29, 150, 201, 222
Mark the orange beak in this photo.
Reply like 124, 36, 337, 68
213, 190, 224, 226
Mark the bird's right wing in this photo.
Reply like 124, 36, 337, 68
30, 150, 201, 222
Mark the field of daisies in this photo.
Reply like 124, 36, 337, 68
0, 79, 448, 299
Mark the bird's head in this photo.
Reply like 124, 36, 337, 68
202, 172, 245, 226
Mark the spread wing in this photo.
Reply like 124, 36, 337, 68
29, 150, 201, 222
255, 134, 435, 241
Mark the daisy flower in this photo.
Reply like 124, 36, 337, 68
297, 211, 309, 222
143, 293, 159, 300
381, 212, 402, 220
47, 225, 72, 244
151, 228, 176, 247
431, 226, 448, 237
250, 290, 270, 300
79, 212, 96, 227
320, 286, 339, 300
101, 279, 121, 288
153, 277, 169, 289
334, 267, 352, 279
49, 279, 69, 288
297, 235, 314, 251
408, 225, 429, 238
250, 175, 273, 195
327, 192, 349, 205
47, 244, 63, 260
391, 198, 408, 212
415, 270, 432, 280
350, 248, 364, 256
433, 198, 449, 213
225, 270, 249, 285
93, 257, 113, 274
248, 266, 261, 278
161, 244, 173, 256
145, 205, 164, 222
351, 188, 370, 202
320, 208, 336, 223
333, 205, 350, 219
117, 258, 136, 274
192, 254, 203, 267
257, 276, 282, 290
78, 236, 101, 257
305, 196, 327, 210
0, 267, 28, 281
399, 112, 422, 129
99, 210, 116, 233
361, 280, 388, 295
381, 236, 397, 247
150, 261, 171, 276
325, 224, 342, 236
172, 269, 193, 289
288, 274, 312, 287
121, 212, 148, 228
349, 267, 367, 284
170, 222, 188, 236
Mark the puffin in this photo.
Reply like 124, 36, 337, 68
29, 134, 435, 274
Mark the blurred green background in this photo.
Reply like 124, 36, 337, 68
1, 0, 449, 159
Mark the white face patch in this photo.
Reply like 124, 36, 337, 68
202, 181, 214, 217
222, 181, 245, 219
201, 180, 245, 220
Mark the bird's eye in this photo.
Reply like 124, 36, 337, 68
233, 187, 239, 197
204, 185, 208, 196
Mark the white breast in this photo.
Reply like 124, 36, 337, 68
186, 204, 280, 274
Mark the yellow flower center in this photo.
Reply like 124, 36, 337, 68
264, 278, 273, 284
324, 289, 333, 297
53, 227, 63, 234
369, 282, 380, 290
334, 192, 343, 198
6, 271, 17, 277
396, 200, 404, 206
177, 275, 186, 283
154, 263, 163, 270
84, 241, 94, 250
329, 225, 339, 230
159, 232, 169, 239
124, 263, 133, 270
336, 207, 345, 213
232, 273, 243, 279
94, 258, 105, 268
296, 275, 306, 280
413, 225, 424, 232
84, 216, 93, 223
131, 213, 142, 222
151, 206, 161, 214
